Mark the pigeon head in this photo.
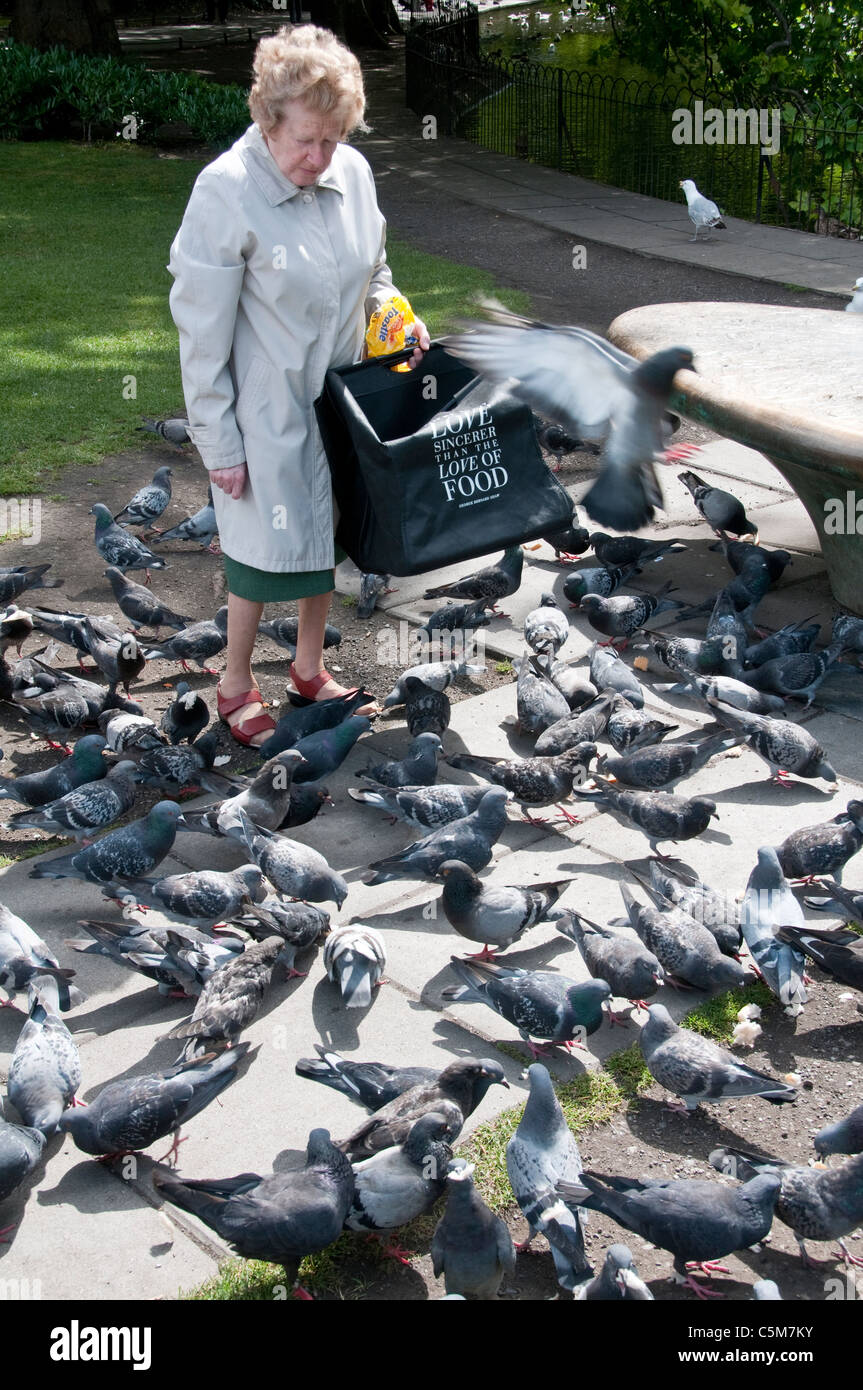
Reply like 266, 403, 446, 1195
90, 504, 113, 529
237, 864, 267, 899
635, 347, 696, 400
754, 845, 784, 887
153, 467, 174, 485
691, 797, 718, 820
679, 179, 696, 193
846, 801, 863, 831
213, 607, 229, 634
641, 1003, 677, 1042
741, 1171, 783, 1217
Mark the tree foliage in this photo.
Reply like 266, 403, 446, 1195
597, 0, 862, 113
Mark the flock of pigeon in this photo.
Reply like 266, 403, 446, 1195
2, 319, 863, 1302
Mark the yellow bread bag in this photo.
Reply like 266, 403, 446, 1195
365, 294, 418, 371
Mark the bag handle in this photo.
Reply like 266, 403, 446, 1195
369, 343, 483, 416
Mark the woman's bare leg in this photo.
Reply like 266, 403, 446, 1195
219, 592, 270, 745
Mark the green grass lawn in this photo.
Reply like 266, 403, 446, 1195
0, 141, 527, 496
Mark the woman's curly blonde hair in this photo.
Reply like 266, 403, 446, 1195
248, 25, 367, 137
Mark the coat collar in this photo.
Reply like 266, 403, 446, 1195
238, 123, 346, 205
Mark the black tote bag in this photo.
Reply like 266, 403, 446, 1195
315, 342, 573, 576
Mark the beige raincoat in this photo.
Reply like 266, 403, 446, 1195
168, 123, 396, 572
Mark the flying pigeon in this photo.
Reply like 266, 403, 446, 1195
438, 859, 573, 957
337, 1058, 509, 1161
113, 466, 173, 530
363, 786, 510, 885
679, 179, 727, 241
153, 1128, 356, 1299
442, 302, 695, 531
431, 1160, 516, 1299
709, 1146, 863, 1269
639, 1004, 797, 1114
505, 1063, 592, 1290
323, 924, 386, 1009
443, 956, 611, 1055
58, 1045, 250, 1162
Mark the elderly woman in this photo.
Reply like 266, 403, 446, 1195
168, 25, 429, 745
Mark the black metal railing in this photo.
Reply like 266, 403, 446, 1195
406, 11, 863, 237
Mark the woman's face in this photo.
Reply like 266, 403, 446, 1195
265, 99, 345, 186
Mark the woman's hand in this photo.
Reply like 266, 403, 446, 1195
406, 317, 431, 368
210, 464, 247, 499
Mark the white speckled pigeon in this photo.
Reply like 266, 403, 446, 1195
323, 924, 386, 1009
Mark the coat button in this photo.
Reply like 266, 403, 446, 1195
302, 193, 313, 203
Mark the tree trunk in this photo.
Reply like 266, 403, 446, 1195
11, 0, 122, 56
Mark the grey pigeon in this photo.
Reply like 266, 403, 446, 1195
416, 599, 492, 641
136, 415, 190, 447
8, 976, 82, 1134
534, 694, 613, 756
597, 732, 740, 790
579, 583, 682, 645
3, 760, 138, 842
356, 572, 391, 619
745, 641, 845, 706
739, 846, 807, 1014
561, 1169, 779, 1298
67, 917, 245, 997
563, 564, 640, 604
833, 612, 863, 658
104, 567, 193, 632
814, 1104, 863, 1158
58, 1045, 250, 1162
155, 486, 218, 551
178, 750, 305, 839
0, 1105, 45, 1204
113, 466, 173, 529
347, 1112, 453, 1238
382, 661, 485, 709
678, 469, 753, 535
505, 1063, 592, 1290
237, 808, 348, 906
589, 534, 687, 569
142, 606, 228, 674
295, 1046, 438, 1112
576, 1243, 654, 1300
160, 682, 209, 745
555, 909, 665, 1007
606, 694, 678, 754
775, 923, 863, 995
548, 661, 598, 710
648, 858, 741, 958
323, 924, 386, 1009
257, 613, 340, 655
439, 859, 573, 957
804, 877, 863, 923
288, 715, 371, 783
706, 697, 837, 786
0, 564, 62, 606
709, 1146, 863, 1268
524, 594, 570, 656
513, 649, 570, 734
744, 622, 820, 668
153, 1128, 355, 1298
121, 864, 267, 928
571, 776, 718, 854
773, 801, 863, 882
90, 503, 166, 579
649, 632, 739, 680
357, 731, 442, 788
0, 905, 82, 1010
679, 179, 727, 240
655, 670, 786, 715
348, 781, 490, 832
29, 799, 181, 885
0, 733, 107, 806
128, 730, 236, 797
258, 689, 369, 759
28, 606, 122, 662
446, 745, 595, 823
617, 882, 747, 991
337, 1059, 509, 1162
237, 896, 329, 976
639, 1004, 796, 1113
431, 1160, 516, 1299
403, 676, 450, 738
589, 644, 644, 707
163, 935, 284, 1059
363, 786, 510, 885
423, 547, 523, 612
443, 956, 611, 1055
80, 621, 145, 695
98, 709, 165, 754
442, 302, 694, 531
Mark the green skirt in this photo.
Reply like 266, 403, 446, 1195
224, 545, 347, 602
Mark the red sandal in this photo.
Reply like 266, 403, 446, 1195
289, 663, 378, 715
217, 682, 276, 747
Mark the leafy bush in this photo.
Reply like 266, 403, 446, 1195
0, 41, 250, 148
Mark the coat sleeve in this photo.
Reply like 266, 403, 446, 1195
167, 169, 251, 471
